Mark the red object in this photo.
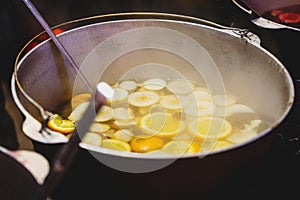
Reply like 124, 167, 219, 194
37, 28, 64, 42
53, 28, 64, 35
278, 12, 300, 23
25, 41, 39, 53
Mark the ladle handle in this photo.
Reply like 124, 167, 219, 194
39, 91, 106, 199
22, 0, 94, 94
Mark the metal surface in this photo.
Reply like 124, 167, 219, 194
12, 13, 294, 156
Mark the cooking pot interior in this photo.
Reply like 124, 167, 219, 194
15, 18, 293, 128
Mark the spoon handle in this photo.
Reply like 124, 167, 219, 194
22, 0, 94, 94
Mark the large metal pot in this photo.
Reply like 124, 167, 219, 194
11, 13, 294, 199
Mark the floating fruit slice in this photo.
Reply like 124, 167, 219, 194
188, 90, 212, 102
70, 93, 91, 109
108, 88, 128, 105
225, 104, 255, 116
184, 101, 215, 117
94, 105, 114, 122
119, 80, 138, 92
114, 129, 134, 142
143, 78, 166, 90
82, 132, 102, 146
47, 114, 75, 135
101, 139, 131, 152
188, 117, 232, 140
166, 79, 195, 95
128, 91, 160, 107
162, 140, 200, 154
139, 112, 184, 138
226, 130, 257, 144
113, 107, 135, 122
130, 136, 164, 153
160, 94, 190, 110
241, 119, 262, 133
212, 94, 236, 107
89, 122, 110, 133
68, 101, 89, 121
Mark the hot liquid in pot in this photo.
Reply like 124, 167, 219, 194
54, 78, 268, 155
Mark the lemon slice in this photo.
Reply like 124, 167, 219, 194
128, 91, 160, 107
89, 122, 111, 133
160, 94, 190, 110
212, 94, 236, 107
68, 101, 89, 121
130, 136, 164, 153
108, 88, 128, 105
162, 140, 200, 154
101, 139, 131, 152
114, 129, 134, 142
139, 112, 184, 138
143, 78, 166, 90
226, 130, 257, 144
188, 117, 232, 140
188, 90, 212, 102
184, 101, 215, 117
225, 104, 255, 117
119, 80, 138, 92
47, 114, 75, 135
82, 132, 102, 146
71, 93, 91, 109
113, 107, 135, 122
94, 105, 114, 122
166, 79, 195, 95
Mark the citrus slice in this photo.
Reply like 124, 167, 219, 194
47, 114, 75, 135
94, 105, 114, 122
212, 94, 236, 107
188, 117, 232, 140
143, 78, 166, 91
71, 93, 91, 109
162, 140, 200, 154
101, 139, 131, 152
226, 130, 257, 144
160, 94, 190, 110
108, 88, 128, 105
128, 91, 160, 107
119, 80, 138, 92
188, 90, 212, 102
139, 112, 184, 138
68, 101, 89, 121
184, 101, 215, 117
89, 122, 111, 133
130, 136, 164, 153
113, 107, 135, 122
225, 104, 255, 117
166, 79, 195, 95
82, 132, 102, 146
114, 129, 134, 142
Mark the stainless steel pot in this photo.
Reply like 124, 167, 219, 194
11, 13, 294, 198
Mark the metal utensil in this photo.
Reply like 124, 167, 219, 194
22, 0, 114, 198
21, 0, 102, 138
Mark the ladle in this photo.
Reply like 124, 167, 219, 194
22, 0, 114, 199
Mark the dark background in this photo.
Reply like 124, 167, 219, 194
0, 0, 299, 199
